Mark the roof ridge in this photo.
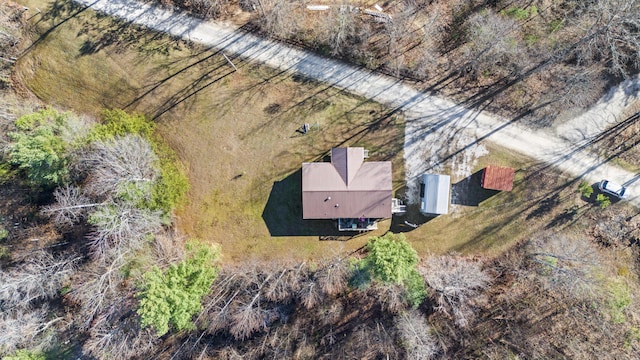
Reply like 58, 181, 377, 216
331, 147, 364, 187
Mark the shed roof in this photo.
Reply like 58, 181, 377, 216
482, 165, 515, 191
420, 174, 450, 215
302, 148, 392, 219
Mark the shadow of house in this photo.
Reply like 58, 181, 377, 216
262, 169, 353, 237
451, 170, 499, 206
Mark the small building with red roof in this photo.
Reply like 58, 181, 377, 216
481, 165, 515, 191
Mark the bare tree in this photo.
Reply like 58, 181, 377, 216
261, 0, 301, 39
152, 231, 186, 269
341, 322, 399, 359
229, 298, 267, 340
87, 203, 163, 260
317, 301, 343, 326
525, 232, 601, 299
0, 251, 77, 309
396, 310, 438, 360
83, 300, 157, 359
80, 134, 158, 199
316, 257, 349, 297
368, 282, 407, 314
190, 0, 228, 19
571, 0, 640, 77
383, 3, 420, 76
420, 255, 491, 327
297, 275, 322, 310
68, 257, 126, 329
464, 9, 523, 78
198, 270, 242, 336
263, 263, 303, 302
412, 4, 446, 79
0, 306, 60, 356
41, 185, 99, 227
319, 4, 357, 56
228, 270, 273, 340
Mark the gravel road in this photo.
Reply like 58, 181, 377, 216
73, 0, 640, 205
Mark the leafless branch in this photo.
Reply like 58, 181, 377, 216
80, 134, 159, 199
41, 185, 100, 227
420, 255, 491, 328
0, 306, 59, 355
87, 203, 163, 261
396, 310, 438, 360
0, 251, 78, 309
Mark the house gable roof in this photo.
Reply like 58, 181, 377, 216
302, 147, 392, 219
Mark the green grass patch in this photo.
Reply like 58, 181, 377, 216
524, 34, 539, 46
501, 6, 538, 20
2, 349, 45, 360
625, 327, 640, 349
549, 19, 564, 33
608, 278, 631, 323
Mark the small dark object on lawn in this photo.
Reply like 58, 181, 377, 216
296, 123, 310, 134
404, 220, 418, 228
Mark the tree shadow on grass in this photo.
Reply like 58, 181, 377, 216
451, 170, 499, 206
262, 169, 357, 237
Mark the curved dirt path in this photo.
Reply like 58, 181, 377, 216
73, 0, 640, 205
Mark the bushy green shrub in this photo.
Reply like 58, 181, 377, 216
578, 181, 594, 198
149, 145, 189, 215
7, 109, 72, 189
83, 110, 188, 215
363, 233, 419, 283
0, 162, 16, 183
354, 233, 426, 307
137, 241, 219, 336
83, 109, 154, 143
596, 193, 611, 209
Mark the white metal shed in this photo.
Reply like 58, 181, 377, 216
419, 174, 450, 215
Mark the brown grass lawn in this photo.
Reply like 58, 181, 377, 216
13, 0, 636, 264
14, 0, 404, 262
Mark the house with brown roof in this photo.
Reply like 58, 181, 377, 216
302, 147, 392, 231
